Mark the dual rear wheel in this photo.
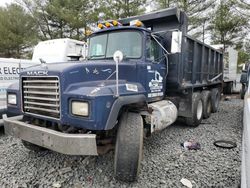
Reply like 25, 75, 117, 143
186, 88, 220, 126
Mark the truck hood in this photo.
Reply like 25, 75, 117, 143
20, 60, 141, 96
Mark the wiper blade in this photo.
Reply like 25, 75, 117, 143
89, 54, 105, 59
91, 54, 105, 57
106, 54, 128, 60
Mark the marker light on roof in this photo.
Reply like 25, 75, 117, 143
98, 23, 106, 29
112, 20, 122, 26
130, 20, 143, 27
105, 22, 113, 28
85, 30, 92, 36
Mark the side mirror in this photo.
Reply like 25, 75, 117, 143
113, 50, 123, 97
113, 50, 123, 63
171, 31, 182, 53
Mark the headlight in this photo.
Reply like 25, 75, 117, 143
71, 101, 89, 116
8, 94, 17, 105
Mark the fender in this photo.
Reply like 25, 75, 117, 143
105, 94, 147, 130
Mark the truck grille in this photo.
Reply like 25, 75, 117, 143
22, 76, 60, 119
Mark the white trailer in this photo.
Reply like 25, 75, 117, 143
211, 45, 239, 94
223, 47, 239, 93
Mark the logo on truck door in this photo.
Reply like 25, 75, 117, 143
149, 71, 163, 91
148, 70, 164, 98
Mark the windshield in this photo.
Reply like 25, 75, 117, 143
88, 31, 142, 59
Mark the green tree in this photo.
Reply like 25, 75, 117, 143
20, 0, 99, 40
237, 50, 250, 72
154, 0, 216, 39
0, 4, 38, 58
155, 0, 173, 9
209, 1, 248, 50
99, 0, 146, 20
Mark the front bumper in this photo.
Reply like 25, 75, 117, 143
4, 116, 98, 155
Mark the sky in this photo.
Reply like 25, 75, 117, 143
0, 0, 14, 7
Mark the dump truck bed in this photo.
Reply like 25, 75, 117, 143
166, 35, 223, 92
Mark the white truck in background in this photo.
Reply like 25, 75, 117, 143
211, 45, 239, 94
223, 47, 239, 94
0, 38, 87, 125
32, 38, 88, 63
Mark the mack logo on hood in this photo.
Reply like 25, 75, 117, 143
27, 70, 48, 76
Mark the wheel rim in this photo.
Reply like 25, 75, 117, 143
207, 100, 212, 114
197, 100, 203, 120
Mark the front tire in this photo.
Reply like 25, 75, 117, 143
114, 112, 143, 182
185, 92, 203, 127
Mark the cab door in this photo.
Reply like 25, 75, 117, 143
145, 36, 167, 102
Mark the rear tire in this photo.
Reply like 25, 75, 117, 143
211, 88, 220, 113
22, 140, 46, 152
114, 112, 143, 182
201, 90, 212, 119
185, 92, 203, 127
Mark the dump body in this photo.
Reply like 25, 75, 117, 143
166, 35, 223, 92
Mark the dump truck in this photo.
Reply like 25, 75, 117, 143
4, 8, 223, 182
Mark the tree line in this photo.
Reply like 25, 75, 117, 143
0, 0, 249, 65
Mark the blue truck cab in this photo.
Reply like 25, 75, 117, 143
4, 8, 223, 182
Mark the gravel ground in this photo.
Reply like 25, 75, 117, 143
0, 98, 243, 188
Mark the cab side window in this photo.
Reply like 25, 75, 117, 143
146, 37, 161, 63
